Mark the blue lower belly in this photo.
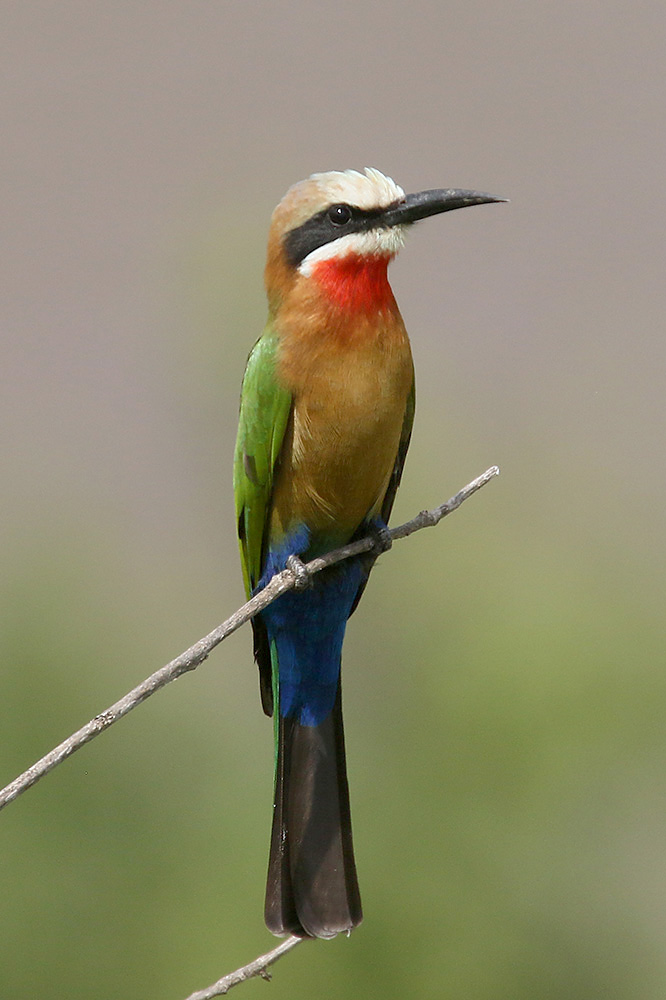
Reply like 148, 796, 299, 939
258, 526, 364, 726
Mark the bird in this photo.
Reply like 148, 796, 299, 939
233, 167, 503, 939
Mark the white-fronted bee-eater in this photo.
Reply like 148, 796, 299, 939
234, 168, 504, 938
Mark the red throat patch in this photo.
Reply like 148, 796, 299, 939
311, 254, 396, 315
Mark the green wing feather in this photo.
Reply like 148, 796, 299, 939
234, 325, 292, 715
234, 324, 292, 597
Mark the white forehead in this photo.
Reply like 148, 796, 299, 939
309, 167, 404, 210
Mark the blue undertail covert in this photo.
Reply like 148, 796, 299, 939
258, 525, 364, 727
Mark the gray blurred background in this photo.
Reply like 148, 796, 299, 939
2, 2, 666, 998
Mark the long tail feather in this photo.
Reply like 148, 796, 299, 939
265, 684, 362, 938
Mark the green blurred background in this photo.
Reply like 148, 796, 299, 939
3, 2, 666, 997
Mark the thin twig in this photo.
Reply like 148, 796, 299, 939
183, 936, 304, 1000
0, 465, 498, 812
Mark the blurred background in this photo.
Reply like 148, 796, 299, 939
2, 2, 665, 997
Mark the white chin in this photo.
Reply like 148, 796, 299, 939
298, 228, 405, 276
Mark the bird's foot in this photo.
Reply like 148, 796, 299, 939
367, 518, 393, 555
286, 554, 312, 590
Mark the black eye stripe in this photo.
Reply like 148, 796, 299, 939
283, 203, 393, 269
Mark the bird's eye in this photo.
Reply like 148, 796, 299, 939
327, 204, 353, 226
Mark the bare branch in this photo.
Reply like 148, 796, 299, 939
183, 936, 305, 1000
0, 465, 498, 812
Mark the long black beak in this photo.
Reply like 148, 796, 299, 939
382, 189, 507, 228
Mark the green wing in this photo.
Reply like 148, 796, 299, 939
234, 324, 292, 598
234, 325, 292, 716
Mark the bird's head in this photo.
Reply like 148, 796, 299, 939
265, 167, 504, 315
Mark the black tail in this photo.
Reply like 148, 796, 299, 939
265, 683, 362, 938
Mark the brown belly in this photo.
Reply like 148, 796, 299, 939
270, 335, 413, 547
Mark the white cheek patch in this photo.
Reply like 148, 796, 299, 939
298, 227, 405, 277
